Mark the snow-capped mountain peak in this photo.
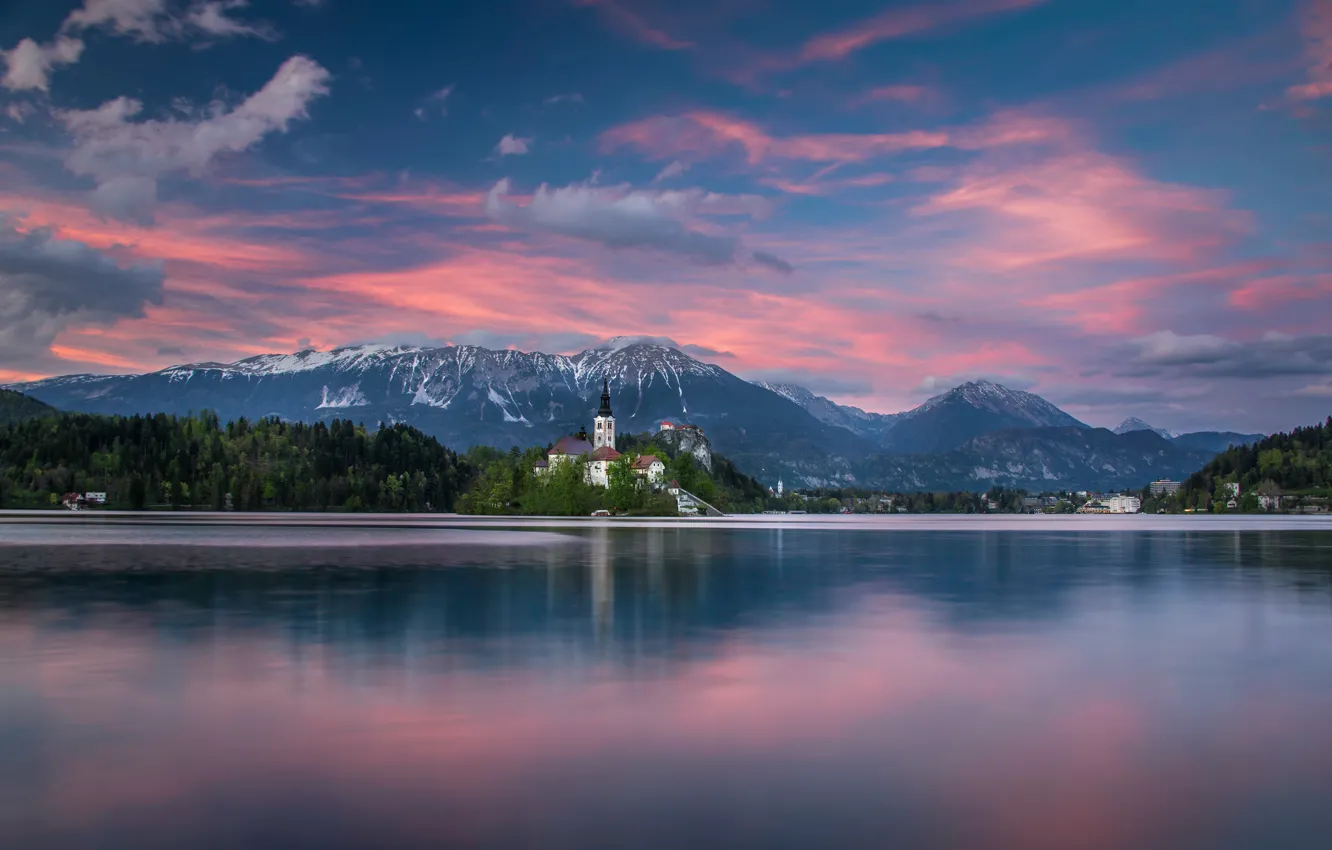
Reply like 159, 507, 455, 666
594, 335, 682, 353
914, 380, 1083, 428
751, 381, 817, 407
1113, 417, 1176, 439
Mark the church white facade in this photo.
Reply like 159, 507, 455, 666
536, 379, 654, 488
593, 381, 616, 451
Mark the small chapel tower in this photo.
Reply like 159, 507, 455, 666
593, 378, 616, 450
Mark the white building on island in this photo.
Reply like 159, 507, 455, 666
537, 379, 667, 489
632, 454, 666, 484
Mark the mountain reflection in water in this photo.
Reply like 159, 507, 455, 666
2, 525, 1332, 850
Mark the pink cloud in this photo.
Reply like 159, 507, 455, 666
801, 0, 1049, 63
1228, 273, 1332, 310
0, 193, 315, 273
600, 111, 779, 164
913, 151, 1249, 270
334, 186, 487, 216
1108, 33, 1300, 104
949, 109, 1076, 149
0, 101, 1290, 421
1288, 0, 1332, 101
600, 109, 1073, 175
1028, 263, 1274, 335
575, 0, 692, 51
851, 84, 937, 106
758, 170, 896, 197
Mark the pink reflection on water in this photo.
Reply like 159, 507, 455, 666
4, 587, 1332, 849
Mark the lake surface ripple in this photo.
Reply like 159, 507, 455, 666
2, 522, 1332, 849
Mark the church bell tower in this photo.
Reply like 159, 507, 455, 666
593, 378, 616, 450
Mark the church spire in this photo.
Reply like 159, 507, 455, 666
597, 378, 613, 418
593, 378, 616, 450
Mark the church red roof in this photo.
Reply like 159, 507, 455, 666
588, 446, 621, 461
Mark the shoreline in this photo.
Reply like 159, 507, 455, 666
1, 510, 1329, 533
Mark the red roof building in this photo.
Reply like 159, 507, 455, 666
589, 445, 622, 462
536, 381, 625, 488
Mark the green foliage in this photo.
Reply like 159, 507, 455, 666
787, 486, 1082, 514
615, 432, 768, 512
0, 390, 56, 428
0, 411, 469, 512
1170, 416, 1332, 511
605, 456, 639, 511
458, 431, 770, 516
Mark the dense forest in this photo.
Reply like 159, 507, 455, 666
0, 396, 768, 515
1165, 416, 1332, 512
0, 411, 471, 511
0, 389, 56, 427
791, 486, 1058, 514
460, 432, 770, 516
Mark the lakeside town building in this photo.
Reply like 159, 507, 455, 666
1078, 494, 1142, 514
1149, 479, 1182, 496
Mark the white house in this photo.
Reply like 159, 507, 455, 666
631, 454, 666, 484
586, 446, 622, 488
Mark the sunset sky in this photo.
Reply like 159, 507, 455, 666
1, 0, 1330, 432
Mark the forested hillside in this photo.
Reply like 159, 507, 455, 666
1173, 417, 1332, 511
0, 412, 470, 511
0, 389, 56, 427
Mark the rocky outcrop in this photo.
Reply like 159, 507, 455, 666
654, 427, 713, 472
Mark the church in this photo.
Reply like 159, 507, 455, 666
534, 379, 626, 488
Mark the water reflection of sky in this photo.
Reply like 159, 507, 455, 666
2, 527, 1332, 850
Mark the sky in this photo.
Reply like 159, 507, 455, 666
0, 0, 1330, 433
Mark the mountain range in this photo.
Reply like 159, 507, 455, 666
8, 340, 1265, 492
1112, 416, 1264, 454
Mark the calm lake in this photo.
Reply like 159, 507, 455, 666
3, 517, 1332, 850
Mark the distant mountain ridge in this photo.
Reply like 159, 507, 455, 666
1112, 416, 1263, 454
752, 381, 902, 442
9, 342, 1264, 492
1114, 417, 1175, 439
858, 427, 1216, 492
878, 380, 1089, 454
756, 378, 1089, 453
